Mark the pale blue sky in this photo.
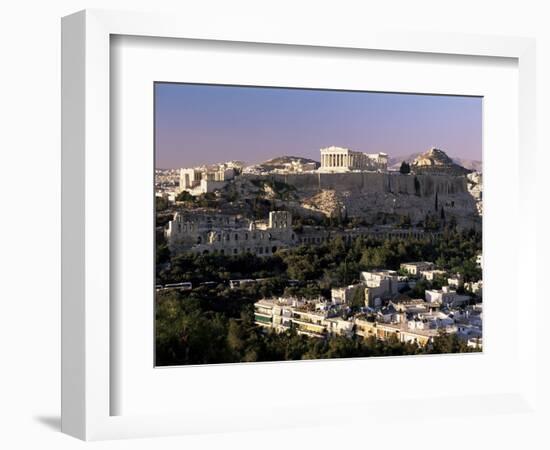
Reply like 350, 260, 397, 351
155, 83, 482, 168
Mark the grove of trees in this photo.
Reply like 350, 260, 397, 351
155, 229, 482, 365
156, 289, 478, 366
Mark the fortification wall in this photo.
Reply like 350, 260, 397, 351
242, 172, 468, 196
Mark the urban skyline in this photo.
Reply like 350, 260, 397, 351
155, 82, 482, 169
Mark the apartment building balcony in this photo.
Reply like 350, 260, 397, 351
254, 314, 273, 325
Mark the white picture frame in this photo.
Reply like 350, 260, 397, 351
61, 9, 539, 441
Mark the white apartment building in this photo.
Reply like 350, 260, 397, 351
400, 261, 435, 275
253, 297, 347, 338
425, 286, 470, 306
476, 253, 483, 269
464, 280, 483, 295
419, 269, 447, 281
331, 284, 362, 305
360, 270, 399, 307
447, 274, 464, 288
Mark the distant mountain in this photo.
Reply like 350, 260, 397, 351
410, 148, 471, 176
388, 153, 422, 169
451, 157, 482, 173
256, 156, 320, 170
389, 151, 481, 173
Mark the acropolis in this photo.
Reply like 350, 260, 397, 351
318, 146, 388, 173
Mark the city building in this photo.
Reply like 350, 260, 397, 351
419, 269, 447, 281
179, 163, 237, 196
425, 286, 470, 306
360, 270, 400, 307
447, 274, 464, 289
324, 317, 355, 337
253, 297, 348, 338
354, 318, 438, 347
400, 261, 435, 275
253, 270, 482, 350
331, 284, 363, 305
464, 280, 483, 295
476, 253, 483, 270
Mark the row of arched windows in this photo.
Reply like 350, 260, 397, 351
199, 246, 278, 256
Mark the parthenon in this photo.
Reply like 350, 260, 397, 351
319, 146, 388, 172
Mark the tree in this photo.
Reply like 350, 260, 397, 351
156, 243, 170, 265
424, 213, 441, 231
414, 176, 421, 196
155, 196, 170, 211
429, 330, 469, 354
398, 214, 412, 229
175, 190, 195, 202
155, 224, 483, 366
411, 278, 430, 299
226, 319, 245, 356
349, 287, 366, 310
399, 161, 411, 174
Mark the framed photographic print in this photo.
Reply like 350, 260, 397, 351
153, 82, 483, 367
62, 9, 539, 441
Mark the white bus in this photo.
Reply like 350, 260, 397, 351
164, 282, 192, 291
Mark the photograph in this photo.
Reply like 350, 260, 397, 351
154, 83, 483, 366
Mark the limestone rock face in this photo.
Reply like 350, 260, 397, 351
467, 172, 483, 216
222, 169, 481, 230
302, 189, 345, 218
411, 148, 471, 176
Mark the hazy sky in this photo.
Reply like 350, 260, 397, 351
155, 83, 482, 169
